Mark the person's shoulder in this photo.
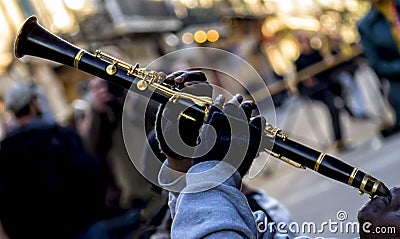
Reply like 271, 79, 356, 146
52, 124, 78, 135
1, 119, 55, 144
357, 8, 378, 30
30, 120, 79, 141
51, 124, 84, 146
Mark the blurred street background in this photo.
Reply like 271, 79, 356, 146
0, 1, 399, 239
245, 64, 399, 238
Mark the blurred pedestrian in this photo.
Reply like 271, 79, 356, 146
358, 0, 400, 137
0, 83, 116, 238
294, 32, 348, 151
83, 77, 156, 210
327, 35, 369, 119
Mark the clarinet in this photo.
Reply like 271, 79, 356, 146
14, 16, 391, 199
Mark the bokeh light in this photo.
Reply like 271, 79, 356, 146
63, 0, 84, 10
207, 30, 219, 42
194, 30, 207, 44
182, 32, 194, 44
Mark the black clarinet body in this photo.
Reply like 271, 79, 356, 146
14, 16, 390, 199
271, 135, 389, 197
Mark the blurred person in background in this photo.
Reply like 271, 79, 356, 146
82, 77, 156, 211
83, 76, 190, 238
294, 32, 348, 151
220, 17, 289, 107
358, 0, 400, 137
327, 35, 370, 120
1, 81, 55, 134
0, 83, 136, 238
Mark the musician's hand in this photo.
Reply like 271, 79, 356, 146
164, 70, 211, 95
193, 94, 266, 177
358, 187, 400, 239
154, 70, 212, 166
89, 77, 113, 112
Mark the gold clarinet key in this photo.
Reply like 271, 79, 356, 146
137, 80, 148, 91
106, 64, 117, 75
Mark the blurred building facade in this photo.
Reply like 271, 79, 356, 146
0, 0, 373, 132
